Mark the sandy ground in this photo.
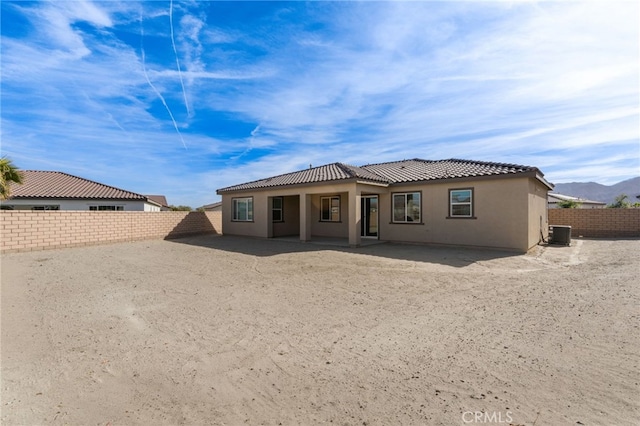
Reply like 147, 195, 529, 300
1, 236, 639, 426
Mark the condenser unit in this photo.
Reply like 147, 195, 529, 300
549, 225, 571, 246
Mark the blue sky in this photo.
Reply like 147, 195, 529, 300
1, 1, 638, 208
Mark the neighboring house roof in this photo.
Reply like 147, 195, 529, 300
146, 195, 169, 208
6, 171, 149, 201
201, 201, 222, 210
217, 158, 552, 193
548, 193, 606, 205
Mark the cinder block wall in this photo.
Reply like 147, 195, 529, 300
0, 211, 222, 253
548, 208, 640, 238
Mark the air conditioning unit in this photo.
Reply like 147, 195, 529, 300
549, 225, 571, 246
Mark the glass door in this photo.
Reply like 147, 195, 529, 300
361, 196, 378, 238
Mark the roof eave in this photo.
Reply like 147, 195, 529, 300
355, 180, 389, 187
145, 199, 163, 207
534, 171, 554, 190
387, 171, 516, 186
8, 196, 147, 201
218, 176, 390, 194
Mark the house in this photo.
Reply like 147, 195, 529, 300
548, 193, 606, 209
216, 158, 554, 252
1, 171, 164, 211
200, 201, 222, 212
146, 195, 171, 211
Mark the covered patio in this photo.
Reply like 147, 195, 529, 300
264, 182, 388, 247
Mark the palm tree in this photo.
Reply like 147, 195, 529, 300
0, 156, 25, 200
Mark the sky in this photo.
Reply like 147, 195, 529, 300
1, 1, 638, 208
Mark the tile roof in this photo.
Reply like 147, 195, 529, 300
201, 201, 222, 210
146, 195, 169, 207
6, 171, 147, 200
548, 193, 606, 205
361, 158, 538, 183
217, 162, 388, 192
218, 158, 551, 193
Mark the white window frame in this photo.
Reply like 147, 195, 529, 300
320, 196, 340, 222
449, 188, 473, 218
89, 205, 124, 211
232, 197, 253, 222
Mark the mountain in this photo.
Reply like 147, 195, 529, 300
552, 177, 640, 205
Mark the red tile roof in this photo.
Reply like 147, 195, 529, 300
7, 171, 147, 200
218, 158, 551, 193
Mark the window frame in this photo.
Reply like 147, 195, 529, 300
89, 205, 124, 211
31, 205, 60, 211
391, 191, 422, 223
232, 197, 254, 222
272, 197, 284, 222
320, 195, 341, 222
448, 188, 474, 218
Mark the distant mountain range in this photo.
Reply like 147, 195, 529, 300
552, 177, 640, 205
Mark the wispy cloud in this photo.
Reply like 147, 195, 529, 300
1, 1, 637, 206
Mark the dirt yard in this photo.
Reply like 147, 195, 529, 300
1, 236, 639, 425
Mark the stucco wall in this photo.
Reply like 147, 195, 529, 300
378, 177, 538, 251
221, 192, 269, 238
221, 182, 359, 238
272, 195, 300, 237
528, 179, 551, 249
310, 193, 349, 238
548, 208, 640, 238
0, 211, 222, 253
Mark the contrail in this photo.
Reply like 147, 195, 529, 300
170, 0, 190, 116
140, 13, 187, 149
231, 124, 261, 160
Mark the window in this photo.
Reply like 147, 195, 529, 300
320, 196, 340, 222
449, 189, 473, 217
272, 197, 283, 222
31, 205, 60, 211
393, 192, 421, 223
232, 197, 253, 221
89, 205, 124, 211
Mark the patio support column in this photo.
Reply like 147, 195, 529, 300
299, 193, 312, 242
266, 197, 274, 238
348, 186, 362, 248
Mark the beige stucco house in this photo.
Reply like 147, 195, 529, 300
216, 158, 554, 252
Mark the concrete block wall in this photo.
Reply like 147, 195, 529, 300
548, 208, 640, 238
0, 211, 222, 253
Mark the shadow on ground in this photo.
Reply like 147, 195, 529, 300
168, 234, 522, 268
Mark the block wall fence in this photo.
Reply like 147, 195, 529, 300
2, 209, 637, 254
0, 211, 222, 253
548, 208, 640, 238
